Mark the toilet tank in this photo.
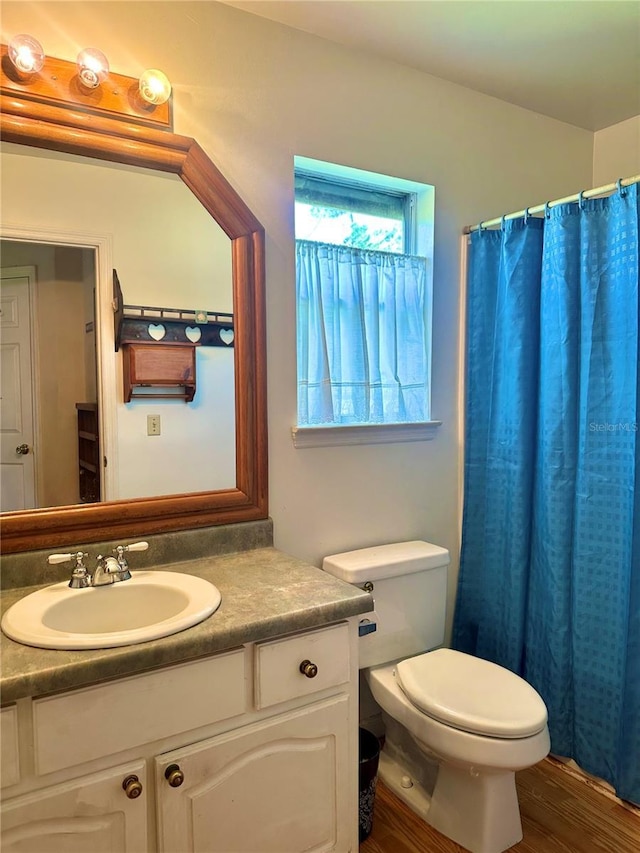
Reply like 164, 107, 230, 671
323, 541, 449, 669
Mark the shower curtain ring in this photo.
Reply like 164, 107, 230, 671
501, 215, 507, 231
544, 202, 551, 219
617, 178, 626, 196
524, 207, 530, 224
578, 190, 586, 209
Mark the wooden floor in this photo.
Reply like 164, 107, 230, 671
360, 758, 640, 853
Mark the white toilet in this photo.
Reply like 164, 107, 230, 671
322, 541, 550, 853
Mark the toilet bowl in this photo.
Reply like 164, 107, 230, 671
322, 541, 550, 853
367, 651, 550, 853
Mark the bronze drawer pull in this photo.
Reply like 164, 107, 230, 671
122, 774, 143, 799
165, 763, 185, 787
299, 659, 318, 678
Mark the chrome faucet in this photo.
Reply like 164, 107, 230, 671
93, 554, 120, 586
48, 542, 149, 589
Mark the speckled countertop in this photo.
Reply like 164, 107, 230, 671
0, 547, 372, 704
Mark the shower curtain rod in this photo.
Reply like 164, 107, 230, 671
463, 173, 640, 234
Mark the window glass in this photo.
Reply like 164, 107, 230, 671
295, 173, 409, 253
295, 201, 404, 252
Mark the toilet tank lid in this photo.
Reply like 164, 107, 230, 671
322, 541, 450, 582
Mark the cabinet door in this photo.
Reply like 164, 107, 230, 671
1, 705, 20, 788
156, 695, 353, 853
1, 761, 147, 853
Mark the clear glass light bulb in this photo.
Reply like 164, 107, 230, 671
139, 69, 171, 106
76, 48, 109, 89
8, 34, 45, 75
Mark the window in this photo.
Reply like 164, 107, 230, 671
295, 172, 413, 254
294, 157, 437, 444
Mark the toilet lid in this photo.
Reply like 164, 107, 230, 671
395, 649, 548, 738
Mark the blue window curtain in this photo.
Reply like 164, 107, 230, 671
453, 184, 640, 804
296, 240, 430, 425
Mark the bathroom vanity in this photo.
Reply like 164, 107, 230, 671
0, 543, 372, 852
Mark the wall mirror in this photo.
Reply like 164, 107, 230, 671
0, 60, 267, 554
2, 150, 235, 507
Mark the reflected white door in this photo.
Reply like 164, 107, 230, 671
1, 268, 36, 511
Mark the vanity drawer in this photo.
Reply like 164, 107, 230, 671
33, 649, 246, 775
1, 705, 20, 787
255, 623, 350, 709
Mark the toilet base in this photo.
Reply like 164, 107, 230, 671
378, 750, 431, 820
428, 760, 523, 853
378, 749, 523, 853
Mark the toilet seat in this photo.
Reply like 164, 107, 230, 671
395, 648, 548, 739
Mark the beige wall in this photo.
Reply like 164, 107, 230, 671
593, 116, 640, 185
1, 144, 236, 501
1, 1, 595, 635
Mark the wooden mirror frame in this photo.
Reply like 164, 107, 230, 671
0, 84, 267, 554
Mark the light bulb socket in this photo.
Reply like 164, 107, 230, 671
8, 34, 45, 76
76, 47, 109, 89
139, 69, 172, 106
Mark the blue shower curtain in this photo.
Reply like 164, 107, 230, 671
453, 183, 640, 804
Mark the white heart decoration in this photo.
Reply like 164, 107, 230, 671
148, 323, 166, 341
220, 328, 234, 346
185, 326, 202, 343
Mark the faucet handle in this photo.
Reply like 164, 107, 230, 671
113, 541, 148, 562
121, 541, 149, 553
112, 541, 148, 580
48, 552, 84, 565
48, 552, 90, 588
114, 542, 149, 560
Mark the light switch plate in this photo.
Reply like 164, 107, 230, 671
147, 415, 161, 436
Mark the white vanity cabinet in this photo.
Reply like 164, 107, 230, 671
1, 619, 360, 853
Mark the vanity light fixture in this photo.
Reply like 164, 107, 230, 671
138, 68, 172, 106
7, 33, 44, 75
76, 47, 109, 89
2, 41, 173, 130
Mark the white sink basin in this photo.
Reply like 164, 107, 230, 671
1, 571, 221, 650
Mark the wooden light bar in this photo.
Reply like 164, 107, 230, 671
1, 44, 172, 130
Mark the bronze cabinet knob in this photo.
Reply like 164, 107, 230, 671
122, 774, 143, 799
299, 659, 318, 678
165, 763, 185, 787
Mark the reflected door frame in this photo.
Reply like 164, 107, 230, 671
1, 223, 118, 503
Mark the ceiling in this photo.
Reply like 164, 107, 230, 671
222, 0, 640, 131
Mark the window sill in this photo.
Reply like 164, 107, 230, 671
291, 421, 442, 448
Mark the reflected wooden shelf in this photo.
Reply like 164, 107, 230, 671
76, 403, 100, 504
122, 342, 198, 403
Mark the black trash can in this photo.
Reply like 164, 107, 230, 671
359, 727, 380, 842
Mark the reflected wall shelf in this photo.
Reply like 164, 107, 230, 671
122, 342, 198, 403
113, 271, 234, 350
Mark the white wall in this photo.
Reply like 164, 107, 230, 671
593, 116, 640, 185
1, 1, 594, 636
